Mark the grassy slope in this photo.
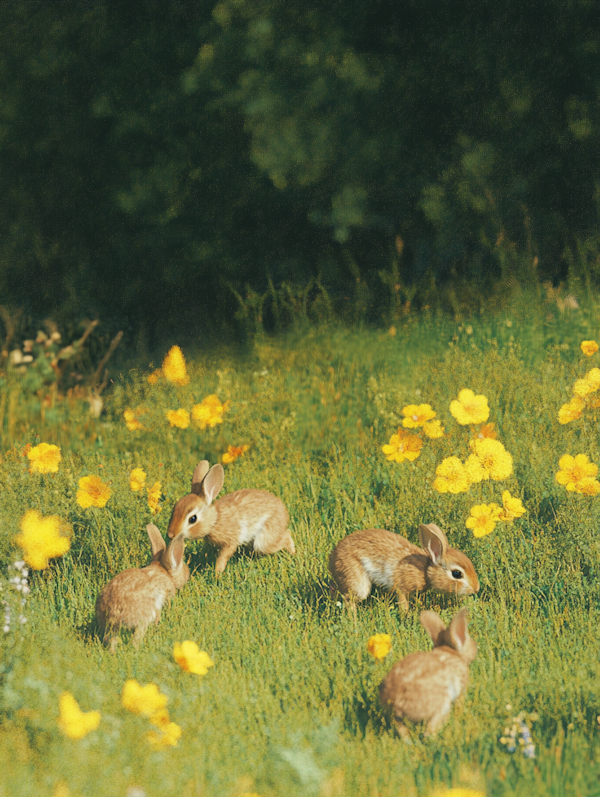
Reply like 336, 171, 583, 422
2, 304, 600, 796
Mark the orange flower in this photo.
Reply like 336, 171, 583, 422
147, 368, 162, 385
474, 423, 497, 440
581, 340, 599, 357
222, 445, 249, 464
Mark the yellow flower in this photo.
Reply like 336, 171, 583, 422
556, 454, 598, 491
14, 509, 71, 570
121, 680, 168, 717
166, 409, 190, 429
222, 444, 250, 464
381, 429, 423, 463
449, 389, 490, 425
147, 481, 162, 514
401, 403, 436, 428
173, 641, 215, 675
423, 419, 445, 438
573, 378, 597, 398
77, 475, 111, 508
464, 454, 486, 484
147, 368, 162, 385
574, 477, 600, 496
586, 368, 600, 390
498, 490, 526, 521
123, 408, 145, 431
129, 467, 147, 492
581, 340, 599, 356
367, 633, 392, 660
27, 442, 62, 474
558, 396, 585, 424
469, 438, 513, 481
57, 692, 100, 740
147, 721, 182, 749
433, 456, 470, 494
475, 422, 497, 440
162, 345, 189, 386
191, 394, 227, 429
466, 503, 502, 538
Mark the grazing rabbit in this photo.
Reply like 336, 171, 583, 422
379, 608, 477, 738
167, 460, 295, 575
95, 524, 189, 652
329, 523, 479, 611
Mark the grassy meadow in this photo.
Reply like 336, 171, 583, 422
3, 300, 600, 797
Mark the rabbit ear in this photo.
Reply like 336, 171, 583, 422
201, 464, 224, 504
147, 524, 166, 559
163, 534, 185, 572
420, 610, 446, 645
448, 608, 470, 649
418, 523, 448, 564
191, 461, 211, 495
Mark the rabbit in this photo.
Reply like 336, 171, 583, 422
379, 608, 477, 738
167, 460, 295, 575
329, 523, 479, 612
95, 523, 189, 652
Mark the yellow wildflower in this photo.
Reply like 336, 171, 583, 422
166, 409, 190, 429
15, 509, 71, 570
556, 454, 598, 491
449, 389, 490, 425
423, 419, 445, 438
401, 403, 436, 429
475, 422, 497, 439
469, 438, 513, 481
498, 490, 526, 521
466, 503, 502, 538
433, 457, 470, 494
464, 454, 486, 484
147, 368, 162, 385
586, 368, 600, 390
162, 345, 189, 386
222, 444, 250, 464
121, 679, 168, 717
191, 394, 227, 429
367, 634, 392, 660
573, 378, 597, 398
574, 477, 600, 496
123, 408, 145, 431
129, 467, 147, 492
57, 692, 100, 740
147, 481, 162, 514
581, 340, 599, 356
27, 442, 62, 474
173, 641, 215, 675
147, 721, 182, 749
558, 396, 585, 424
77, 475, 111, 508
382, 428, 423, 463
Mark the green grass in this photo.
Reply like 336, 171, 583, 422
3, 300, 600, 796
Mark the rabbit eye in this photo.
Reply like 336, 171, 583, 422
189, 515, 197, 524
451, 569, 463, 579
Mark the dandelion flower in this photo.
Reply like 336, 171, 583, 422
581, 340, 599, 356
222, 444, 250, 464
162, 345, 189, 386
129, 467, 147, 492
558, 396, 585, 424
121, 680, 168, 717
423, 419, 445, 439
382, 429, 423, 463
76, 475, 111, 509
401, 404, 436, 429
556, 454, 598, 491
147, 481, 162, 514
191, 395, 227, 429
14, 509, 71, 570
573, 476, 600, 496
367, 633, 392, 660
57, 692, 100, 740
449, 389, 490, 426
147, 721, 182, 749
469, 438, 513, 481
166, 409, 190, 429
466, 503, 502, 538
433, 457, 470, 494
123, 408, 145, 431
498, 490, 526, 521
27, 442, 62, 474
173, 641, 215, 675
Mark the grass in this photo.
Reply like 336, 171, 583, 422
2, 297, 600, 796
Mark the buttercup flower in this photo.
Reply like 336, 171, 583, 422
147, 721, 182, 749
498, 490, 526, 521
57, 692, 101, 740
423, 419, 445, 439
147, 481, 162, 514
367, 633, 392, 660
433, 457, 470, 494
558, 396, 585, 424
162, 345, 189, 386
222, 445, 250, 464
466, 503, 502, 538
77, 475, 111, 508
382, 429, 423, 463
469, 438, 513, 481
166, 409, 190, 429
401, 403, 436, 429
450, 389, 490, 426
129, 467, 147, 492
15, 509, 71, 570
174, 641, 215, 675
191, 395, 227, 429
581, 340, 599, 356
27, 442, 62, 474
556, 454, 598, 492
123, 408, 145, 431
121, 680, 168, 717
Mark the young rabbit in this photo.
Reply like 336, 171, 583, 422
329, 523, 479, 611
95, 524, 189, 652
379, 608, 477, 738
167, 460, 295, 575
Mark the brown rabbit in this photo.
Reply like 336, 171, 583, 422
167, 461, 295, 574
379, 608, 477, 738
329, 523, 479, 611
95, 524, 189, 651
